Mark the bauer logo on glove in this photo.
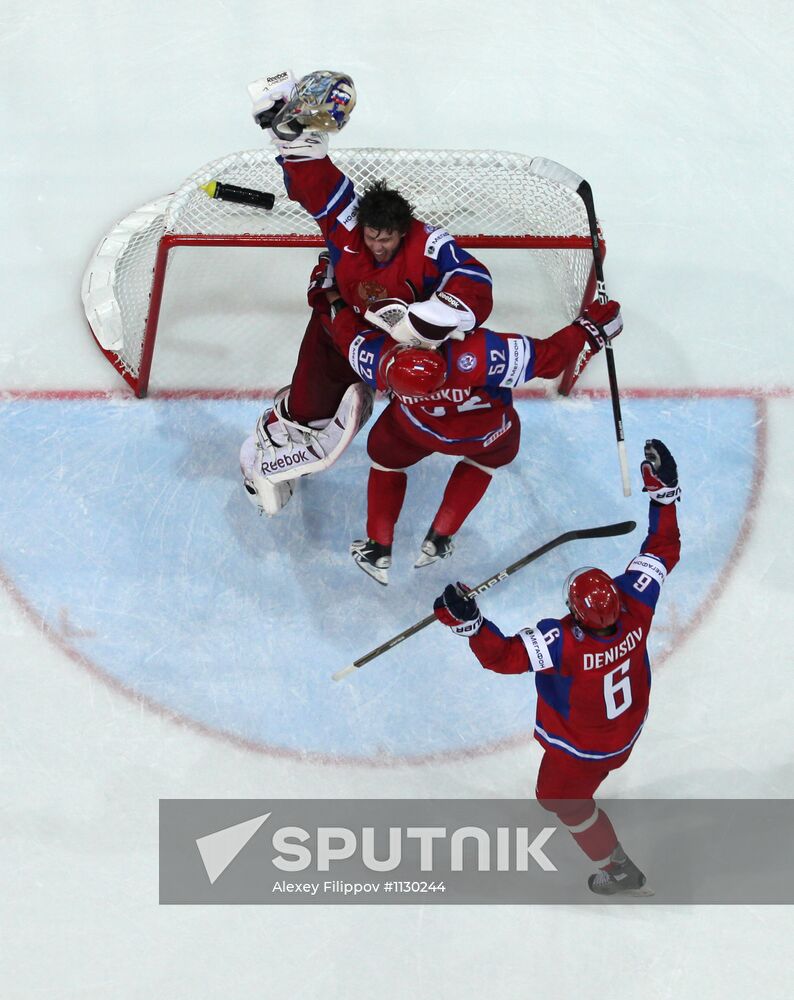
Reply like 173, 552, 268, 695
433, 583, 483, 637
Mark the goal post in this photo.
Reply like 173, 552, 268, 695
81, 148, 602, 398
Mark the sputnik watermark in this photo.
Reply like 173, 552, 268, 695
160, 799, 794, 904
194, 810, 557, 885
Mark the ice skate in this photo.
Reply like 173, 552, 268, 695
350, 539, 392, 586
588, 847, 654, 897
414, 529, 455, 568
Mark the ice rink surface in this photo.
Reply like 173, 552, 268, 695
2, 1, 793, 997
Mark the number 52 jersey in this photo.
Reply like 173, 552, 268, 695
469, 502, 681, 760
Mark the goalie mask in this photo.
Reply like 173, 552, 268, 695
564, 567, 621, 630
380, 344, 447, 400
272, 71, 356, 139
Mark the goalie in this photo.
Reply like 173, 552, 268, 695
239, 70, 494, 515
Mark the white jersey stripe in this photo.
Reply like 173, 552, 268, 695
437, 268, 493, 288
398, 404, 510, 446
534, 712, 647, 760
312, 177, 353, 220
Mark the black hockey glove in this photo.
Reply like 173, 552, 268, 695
433, 583, 483, 637
641, 439, 680, 504
574, 299, 623, 352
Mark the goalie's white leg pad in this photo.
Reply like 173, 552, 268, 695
240, 434, 295, 516
246, 475, 294, 516
265, 382, 374, 485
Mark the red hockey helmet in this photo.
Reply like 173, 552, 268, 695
564, 567, 621, 630
380, 344, 447, 399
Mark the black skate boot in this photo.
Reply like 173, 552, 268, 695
350, 538, 392, 586
414, 528, 455, 568
588, 845, 654, 897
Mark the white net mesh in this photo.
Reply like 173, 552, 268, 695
82, 149, 597, 393
167, 148, 592, 239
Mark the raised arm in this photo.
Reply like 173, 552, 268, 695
614, 440, 681, 610
247, 69, 357, 238
433, 439, 681, 670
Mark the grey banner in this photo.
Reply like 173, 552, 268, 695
159, 799, 794, 904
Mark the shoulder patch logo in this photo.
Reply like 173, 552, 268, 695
457, 352, 477, 372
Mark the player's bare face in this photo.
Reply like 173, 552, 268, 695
363, 227, 403, 263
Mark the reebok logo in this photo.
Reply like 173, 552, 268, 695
436, 291, 464, 311
260, 450, 309, 473
196, 812, 271, 884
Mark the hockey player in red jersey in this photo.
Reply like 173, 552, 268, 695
331, 297, 622, 583
433, 440, 681, 895
239, 70, 493, 516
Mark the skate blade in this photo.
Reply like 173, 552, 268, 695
415, 544, 455, 568
350, 553, 389, 586
626, 884, 655, 897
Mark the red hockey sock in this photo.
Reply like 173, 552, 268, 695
431, 461, 493, 537
366, 468, 408, 545
567, 807, 619, 865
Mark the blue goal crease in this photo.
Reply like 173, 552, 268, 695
0, 396, 758, 759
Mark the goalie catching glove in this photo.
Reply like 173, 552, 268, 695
365, 292, 474, 348
433, 583, 483, 637
573, 299, 623, 352
641, 438, 680, 504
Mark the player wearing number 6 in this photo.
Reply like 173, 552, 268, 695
433, 440, 681, 896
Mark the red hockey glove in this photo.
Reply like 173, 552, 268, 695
641, 438, 680, 504
574, 299, 623, 352
307, 251, 338, 312
433, 583, 483, 637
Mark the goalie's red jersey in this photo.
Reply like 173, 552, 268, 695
468, 502, 681, 759
279, 154, 493, 323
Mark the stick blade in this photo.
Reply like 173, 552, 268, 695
575, 520, 636, 540
332, 664, 357, 682
529, 156, 584, 193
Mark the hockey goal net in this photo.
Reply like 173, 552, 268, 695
81, 148, 600, 397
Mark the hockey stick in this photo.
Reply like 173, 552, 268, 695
331, 519, 636, 682
530, 157, 632, 497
